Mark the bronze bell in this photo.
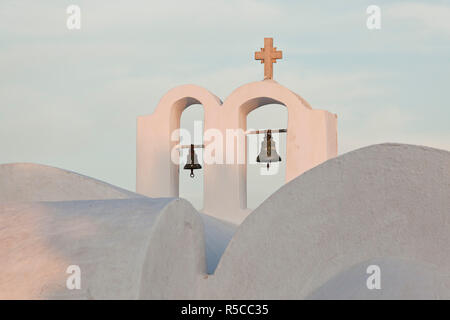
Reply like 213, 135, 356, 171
183, 144, 202, 178
256, 130, 282, 169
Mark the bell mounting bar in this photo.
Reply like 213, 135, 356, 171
176, 144, 205, 149
246, 129, 287, 135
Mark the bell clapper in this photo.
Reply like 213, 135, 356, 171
190, 170, 195, 178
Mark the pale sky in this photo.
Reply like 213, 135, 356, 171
1, 1, 449, 209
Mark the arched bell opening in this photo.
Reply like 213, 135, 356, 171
246, 104, 287, 210
178, 104, 204, 210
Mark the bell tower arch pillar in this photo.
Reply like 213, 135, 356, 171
136, 85, 221, 199
200, 80, 337, 223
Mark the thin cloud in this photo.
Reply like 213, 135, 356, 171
386, 2, 450, 35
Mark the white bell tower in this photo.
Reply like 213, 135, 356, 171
136, 38, 338, 224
